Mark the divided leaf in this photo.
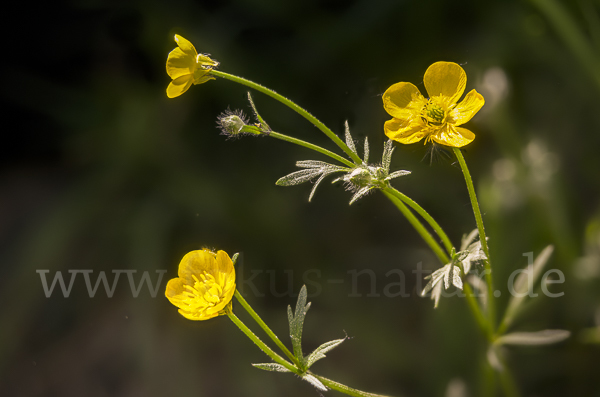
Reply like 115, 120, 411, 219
276, 169, 324, 186
280, 161, 350, 201
288, 285, 311, 365
305, 337, 347, 368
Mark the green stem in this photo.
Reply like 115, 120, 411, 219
383, 186, 454, 255
496, 351, 521, 397
382, 190, 450, 264
312, 374, 391, 397
383, 187, 491, 338
269, 131, 355, 168
210, 70, 363, 164
453, 148, 496, 329
234, 290, 300, 366
462, 281, 493, 340
226, 311, 299, 374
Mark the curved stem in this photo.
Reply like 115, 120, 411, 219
226, 311, 299, 374
210, 70, 363, 164
382, 190, 450, 264
269, 131, 355, 168
383, 186, 454, 255
234, 290, 300, 367
383, 189, 491, 339
453, 148, 497, 329
312, 374, 391, 397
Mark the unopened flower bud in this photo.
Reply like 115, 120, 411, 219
221, 115, 246, 135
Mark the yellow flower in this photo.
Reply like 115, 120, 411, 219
166, 34, 219, 98
165, 249, 236, 320
382, 62, 485, 148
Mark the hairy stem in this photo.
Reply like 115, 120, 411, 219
383, 186, 454, 255
382, 190, 450, 264
269, 131, 355, 167
211, 70, 363, 164
234, 290, 300, 366
226, 311, 298, 374
453, 148, 496, 329
313, 374, 392, 397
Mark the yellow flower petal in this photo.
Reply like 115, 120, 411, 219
174, 34, 197, 58
179, 308, 218, 321
166, 75, 194, 98
165, 278, 186, 304
431, 125, 475, 148
166, 47, 197, 79
384, 119, 426, 144
424, 62, 466, 104
451, 89, 485, 126
215, 250, 234, 273
177, 249, 213, 285
382, 82, 427, 121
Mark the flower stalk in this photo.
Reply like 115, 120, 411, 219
453, 148, 496, 328
226, 310, 299, 374
210, 69, 363, 165
234, 290, 300, 366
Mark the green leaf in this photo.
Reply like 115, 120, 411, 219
305, 337, 347, 368
349, 186, 373, 205
252, 363, 292, 373
247, 92, 271, 131
231, 253, 240, 266
302, 374, 327, 392
495, 329, 570, 346
381, 140, 394, 172
502, 245, 554, 329
276, 169, 323, 186
344, 121, 357, 155
288, 285, 311, 366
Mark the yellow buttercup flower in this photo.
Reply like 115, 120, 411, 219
165, 249, 236, 320
382, 62, 485, 148
166, 34, 219, 98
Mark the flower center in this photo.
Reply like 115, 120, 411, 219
424, 102, 445, 124
181, 272, 226, 312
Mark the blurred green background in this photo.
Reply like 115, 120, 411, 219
1, 0, 600, 395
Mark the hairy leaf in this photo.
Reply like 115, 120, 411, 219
276, 169, 323, 186
289, 285, 311, 365
382, 140, 394, 172
385, 170, 411, 181
305, 337, 347, 368
302, 374, 327, 392
252, 363, 292, 372
349, 186, 373, 205
344, 121, 357, 155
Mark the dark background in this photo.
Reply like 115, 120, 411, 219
1, 0, 600, 396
